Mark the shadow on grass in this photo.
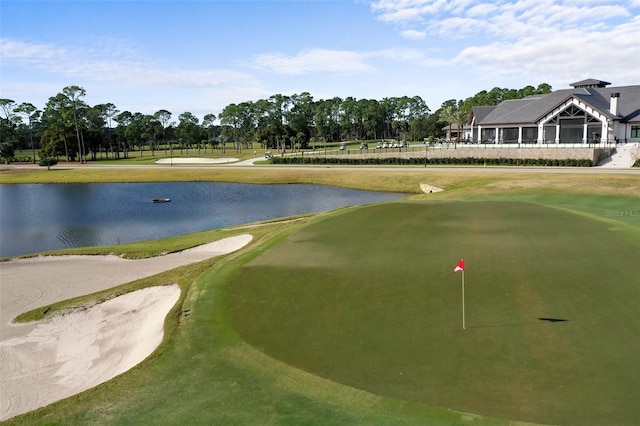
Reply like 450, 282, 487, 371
467, 318, 569, 329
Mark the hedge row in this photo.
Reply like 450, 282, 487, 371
3, 156, 34, 163
270, 156, 593, 167
633, 159, 640, 167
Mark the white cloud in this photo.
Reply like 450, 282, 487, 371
251, 46, 450, 75
428, 17, 485, 39
400, 29, 427, 39
251, 48, 372, 75
371, 0, 484, 22
368, 0, 640, 87
0, 38, 69, 64
453, 15, 640, 86
1, 37, 259, 90
465, 2, 498, 17
527, 3, 629, 28
371, 47, 429, 62
0, 37, 267, 117
371, 0, 446, 23
371, 1, 417, 22
449, 0, 476, 15
371, 0, 633, 30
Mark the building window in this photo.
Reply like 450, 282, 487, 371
631, 125, 640, 138
502, 128, 519, 143
522, 127, 538, 143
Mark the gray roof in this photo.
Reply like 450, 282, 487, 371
570, 78, 611, 88
582, 85, 640, 122
475, 84, 640, 126
441, 123, 471, 131
470, 105, 495, 123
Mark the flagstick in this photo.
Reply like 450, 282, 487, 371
461, 270, 466, 330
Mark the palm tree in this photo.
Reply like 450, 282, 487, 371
440, 105, 469, 143
440, 105, 456, 142
453, 109, 469, 143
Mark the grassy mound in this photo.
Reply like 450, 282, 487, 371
229, 200, 640, 425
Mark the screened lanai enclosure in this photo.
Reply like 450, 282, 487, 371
478, 103, 613, 144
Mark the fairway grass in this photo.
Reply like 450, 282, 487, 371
3, 171, 639, 425
229, 200, 640, 425
2, 167, 640, 199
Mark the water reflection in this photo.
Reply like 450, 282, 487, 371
0, 182, 404, 257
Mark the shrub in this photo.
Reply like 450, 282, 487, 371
10, 155, 33, 163
270, 156, 592, 167
39, 157, 58, 170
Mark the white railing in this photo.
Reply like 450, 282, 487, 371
276, 140, 635, 157
424, 142, 617, 149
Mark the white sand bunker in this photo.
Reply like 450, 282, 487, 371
0, 234, 253, 421
0, 285, 180, 421
0, 234, 253, 333
420, 183, 444, 194
155, 157, 239, 164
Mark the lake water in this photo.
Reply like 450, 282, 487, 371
0, 182, 404, 257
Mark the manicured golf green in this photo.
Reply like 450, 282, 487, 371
229, 200, 640, 425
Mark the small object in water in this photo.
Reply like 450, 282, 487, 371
151, 198, 171, 203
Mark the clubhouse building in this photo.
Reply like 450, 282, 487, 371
468, 79, 640, 145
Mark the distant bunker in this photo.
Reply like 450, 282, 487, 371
420, 184, 444, 194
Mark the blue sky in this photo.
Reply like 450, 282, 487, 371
1, 0, 639, 120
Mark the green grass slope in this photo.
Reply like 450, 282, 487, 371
7, 224, 504, 426
229, 200, 640, 425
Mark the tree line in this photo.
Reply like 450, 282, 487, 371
0, 83, 552, 163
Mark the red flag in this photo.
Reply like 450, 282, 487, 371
454, 259, 464, 272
